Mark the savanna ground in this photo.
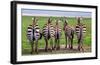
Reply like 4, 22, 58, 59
22, 16, 91, 55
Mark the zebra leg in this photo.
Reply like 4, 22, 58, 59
31, 41, 34, 54
45, 38, 48, 52
70, 31, 74, 49
65, 35, 68, 49
68, 37, 71, 49
50, 38, 54, 51
52, 38, 55, 50
54, 38, 57, 50
70, 37, 73, 49
57, 39, 60, 50
78, 38, 81, 51
35, 40, 38, 54
80, 38, 84, 52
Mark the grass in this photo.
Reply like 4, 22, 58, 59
22, 16, 91, 55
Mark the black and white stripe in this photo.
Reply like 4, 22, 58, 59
54, 24, 62, 39
27, 22, 42, 54
75, 24, 86, 33
42, 23, 55, 39
42, 22, 55, 51
27, 24, 41, 42
27, 25, 34, 42
54, 20, 62, 50
63, 19, 74, 49
75, 20, 86, 51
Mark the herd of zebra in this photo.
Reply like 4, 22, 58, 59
27, 17, 86, 54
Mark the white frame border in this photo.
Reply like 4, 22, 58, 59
16, 4, 96, 62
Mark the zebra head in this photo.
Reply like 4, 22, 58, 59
48, 18, 53, 24
63, 17, 68, 30
56, 19, 58, 25
32, 17, 38, 26
77, 17, 83, 25
55, 18, 61, 25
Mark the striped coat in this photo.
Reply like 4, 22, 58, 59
27, 23, 42, 42
42, 23, 55, 39
64, 26, 74, 38
54, 25, 62, 39
63, 20, 74, 49
75, 23, 86, 51
27, 25, 34, 42
75, 24, 86, 40
53, 22, 62, 50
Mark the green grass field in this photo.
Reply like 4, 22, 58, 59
22, 16, 91, 55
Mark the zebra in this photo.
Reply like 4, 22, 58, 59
75, 17, 86, 51
63, 18, 74, 49
27, 17, 42, 54
54, 19, 62, 50
42, 18, 55, 52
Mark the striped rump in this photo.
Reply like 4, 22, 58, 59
54, 25, 62, 39
27, 24, 42, 42
42, 23, 55, 39
75, 24, 86, 33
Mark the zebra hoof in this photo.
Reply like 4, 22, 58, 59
35, 51, 39, 54
52, 47, 54, 50
57, 47, 60, 50
30, 52, 33, 54
36, 52, 38, 54
65, 46, 67, 49
35, 49, 38, 53
50, 49, 52, 52
77, 48, 80, 51
45, 49, 48, 52
70, 47, 73, 49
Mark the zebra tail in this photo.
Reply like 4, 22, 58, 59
39, 33, 42, 39
71, 30, 74, 39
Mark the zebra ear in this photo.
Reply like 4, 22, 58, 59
63, 17, 68, 22
32, 17, 35, 23
32, 18, 34, 21
48, 17, 52, 23
55, 19, 58, 24
35, 17, 39, 22
80, 17, 83, 21
76, 17, 83, 20
65, 17, 68, 23
76, 17, 83, 24
48, 18, 51, 22
32, 17, 39, 25
50, 18, 53, 22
